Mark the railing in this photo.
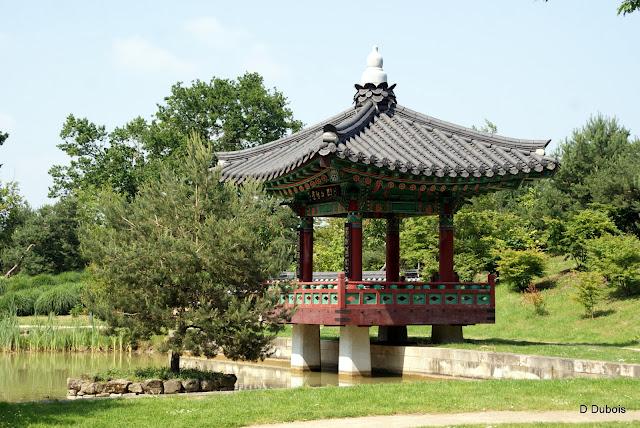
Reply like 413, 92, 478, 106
278, 273, 496, 309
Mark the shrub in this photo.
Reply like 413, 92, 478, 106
573, 271, 606, 318
522, 283, 548, 316
30, 274, 56, 287
587, 234, 640, 296
563, 209, 619, 268
497, 249, 547, 291
0, 288, 43, 315
34, 282, 84, 315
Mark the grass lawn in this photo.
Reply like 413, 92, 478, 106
279, 257, 640, 364
1, 378, 639, 428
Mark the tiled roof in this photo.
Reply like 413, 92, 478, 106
218, 98, 557, 183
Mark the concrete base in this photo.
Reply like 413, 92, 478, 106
377, 326, 408, 344
338, 325, 371, 377
291, 324, 321, 371
431, 325, 464, 344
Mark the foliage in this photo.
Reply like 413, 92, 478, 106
49, 72, 302, 198
0, 197, 85, 275
552, 115, 640, 235
618, 0, 640, 15
522, 283, 548, 316
0, 288, 42, 316
561, 209, 620, 268
573, 271, 606, 318
81, 137, 295, 363
497, 249, 546, 291
34, 282, 85, 315
587, 234, 640, 296
92, 367, 230, 382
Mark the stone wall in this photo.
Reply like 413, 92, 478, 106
271, 338, 640, 380
66, 374, 236, 399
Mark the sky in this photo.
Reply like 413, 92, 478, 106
0, 1, 639, 207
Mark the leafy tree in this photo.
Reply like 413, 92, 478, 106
0, 130, 7, 169
81, 137, 295, 371
587, 234, 640, 297
50, 73, 302, 198
1, 198, 84, 275
313, 218, 344, 272
562, 209, 620, 268
573, 271, 605, 319
496, 249, 547, 292
618, 0, 640, 15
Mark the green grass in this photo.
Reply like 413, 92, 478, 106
278, 256, 640, 363
17, 315, 104, 327
0, 378, 638, 427
90, 367, 232, 382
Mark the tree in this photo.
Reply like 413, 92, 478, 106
573, 271, 605, 319
587, 234, 640, 297
50, 73, 303, 198
81, 137, 295, 371
618, 0, 640, 15
1, 198, 85, 275
496, 249, 547, 292
562, 209, 620, 268
0, 130, 7, 169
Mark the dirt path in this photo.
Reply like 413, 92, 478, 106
249, 410, 640, 427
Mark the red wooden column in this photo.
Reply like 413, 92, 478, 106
385, 215, 400, 282
438, 201, 455, 282
299, 216, 314, 282
347, 211, 363, 281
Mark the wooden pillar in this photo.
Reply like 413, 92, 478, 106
438, 201, 455, 282
347, 211, 363, 281
433, 200, 463, 343
385, 215, 400, 282
299, 217, 313, 282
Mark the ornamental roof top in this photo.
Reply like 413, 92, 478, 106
217, 47, 557, 184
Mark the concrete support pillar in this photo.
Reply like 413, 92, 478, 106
291, 324, 321, 371
432, 200, 464, 344
338, 325, 371, 377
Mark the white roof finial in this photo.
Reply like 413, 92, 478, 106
360, 45, 387, 86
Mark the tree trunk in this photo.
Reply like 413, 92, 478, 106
4, 243, 34, 277
169, 351, 181, 373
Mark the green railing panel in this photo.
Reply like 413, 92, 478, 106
288, 294, 295, 304
363, 293, 377, 304
279, 295, 286, 304
321, 294, 330, 304
445, 293, 458, 304
429, 294, 442, 304
304, 294, 312, 304
345, 293, 360, 305
412, 293, 426, 304
313, 294, 321, 304
381, 293, 393, 304
330, 293, 338, 304
296, 294, 303, 304
422, 284, 431, 290
477, 293, 491, 304
437, 284, 446, 290
461, 294, 474, 305
396, 293, 410, 304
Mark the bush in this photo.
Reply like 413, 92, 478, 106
587, 234, 640, 296
522, 283, 548, 316
563, 209, 619, 268
34, 282, 85, 315
497, 249, 547, 291
0, 288, 43, 315
573, 271, 606, 318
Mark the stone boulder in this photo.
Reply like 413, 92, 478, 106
220, 374, 237, 391
128, 382, 143, 394
67, 378, 82, 392
105, 379, 130, 394
79, 381, 104, 395
200, 379, 215, 392
163, 379, 183, 394
142, 379, 163, 395
182, 379, 200, 393
67, 389, 77, 397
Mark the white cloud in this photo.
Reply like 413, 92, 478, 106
0, 112, 16, 133
112, 36, 195, 74
184, 17, 249, 49
185, 17, 288, 80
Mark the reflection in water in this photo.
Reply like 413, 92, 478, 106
182, 357, 433, 390
0, 352, 165, 402
1, 353, 440, 402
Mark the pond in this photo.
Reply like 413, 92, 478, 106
1, 353, 437, 402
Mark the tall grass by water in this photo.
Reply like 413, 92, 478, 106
0, 312, 126, 353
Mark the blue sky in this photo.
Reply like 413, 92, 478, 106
1, 1, 638, 207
